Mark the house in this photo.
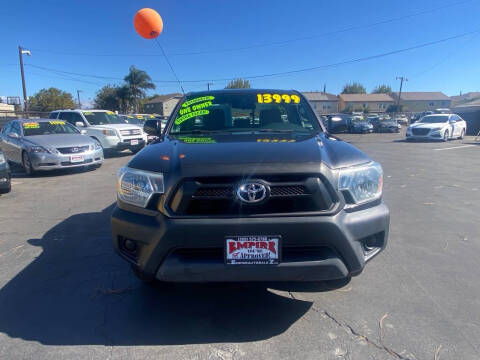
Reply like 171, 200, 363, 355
391, 92, 451, 112
302, 92, 338, 114
338, 94, 394, 113
450, 92, 480, 107
144, 93, 183, 116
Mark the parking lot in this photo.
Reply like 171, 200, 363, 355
0, 131, 479, 360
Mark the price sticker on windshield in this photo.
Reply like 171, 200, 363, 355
22, 122, 40, 129
257, 93, 301, 104
49, 120, 65, 125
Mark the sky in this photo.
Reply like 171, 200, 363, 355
1, 0, 480, 107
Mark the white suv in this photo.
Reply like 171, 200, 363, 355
406, 114, 466, 141
49, 110, 147, 154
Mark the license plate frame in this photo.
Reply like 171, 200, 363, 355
70, 155, 84, 163
130, 139, 139, 146
225, 235, 281, 265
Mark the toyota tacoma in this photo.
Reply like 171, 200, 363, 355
111, 89, 389, 283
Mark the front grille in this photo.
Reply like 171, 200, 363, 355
57, 145, 90, 154
412, 128, 430, 135
169, 175, 335, 216
61, 159, 93, 166
120, 129, 142, 136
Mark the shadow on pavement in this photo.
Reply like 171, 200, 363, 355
0, 204, 322, 346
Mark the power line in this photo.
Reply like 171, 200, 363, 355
24, 27, 480, 84
27, 0, 475, 58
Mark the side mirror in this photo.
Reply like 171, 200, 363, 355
75, 121, 85, 127
144, 119, 161, 136
450, 119, 456, 123
80, 129, 87, 135
8, 132, 19, 139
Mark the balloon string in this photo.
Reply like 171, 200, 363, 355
154, 38, 185, 94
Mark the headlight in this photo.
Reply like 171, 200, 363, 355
338, 162, 383, 205
102, 129, 117, 137
92, 142, 102, 150
29, 146, 58, 154
117, 167, 164, 208
0, 153, 5, 165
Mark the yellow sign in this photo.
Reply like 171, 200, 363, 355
257, 93, 301, 104
83, 111, 93, 115
49, 120, 65, 125
178, 136, 217, 144
182, 96, 215, 108
175, 110, 210, 125
257, 138, 296, 143
22, 122, 40, 129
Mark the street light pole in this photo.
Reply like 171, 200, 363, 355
207, 82, 213, 91
18, 46, 31, 117
77, 90, 82, 109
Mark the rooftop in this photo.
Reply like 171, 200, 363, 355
339, 93, 394, 102
302, 92, 338, 102
393, 92, 450, 101
145, 93, 183, 104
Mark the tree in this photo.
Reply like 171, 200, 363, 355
28, 88, 75, 112
341, 105, 354, 114
124, 65, 155, 112
372, 84, 392, 95
116, 85, 134, 113
341, 82, 366, 94
94, 85, 121, 111
225, 78, 251, 89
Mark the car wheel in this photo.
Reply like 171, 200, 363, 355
443, 130, 449, 142
459, 129, 465, 140
22, 151, 35, 176
131, 264, 155, 283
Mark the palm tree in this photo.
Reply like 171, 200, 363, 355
116, 85, 133, 113
124, 65, 156, 112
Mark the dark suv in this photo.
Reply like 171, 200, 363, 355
111, 89, 389, 283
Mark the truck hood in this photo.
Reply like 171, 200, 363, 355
23, 134, 95, 148
128, 133, 371, 174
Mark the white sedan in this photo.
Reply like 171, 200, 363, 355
406, 114, 466, 141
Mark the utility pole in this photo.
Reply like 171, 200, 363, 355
18, 46, 31, 117
207, 82, 213, 91
77, 90, 82, 109
323, 84, 326, 93
396, 76, 408, 109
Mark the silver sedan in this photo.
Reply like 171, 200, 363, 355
0, 118, 103, 175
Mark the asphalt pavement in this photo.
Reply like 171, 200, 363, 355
0, 132, 479, 359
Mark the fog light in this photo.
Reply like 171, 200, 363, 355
124, 239, 137, 252
363, 236, 378, 252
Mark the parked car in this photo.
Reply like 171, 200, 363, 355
112, 89, 389, 283
433, 108, 452, 114
394, 114, 408, 125
369, 117, 401, 133
410, 111, 433, 123
406, 114, 466, 141
348, 117, 374, 133
49, 110, 147, 154
325, 114, 351, 133
0, 150, 11, 194
0, 119, 103, 175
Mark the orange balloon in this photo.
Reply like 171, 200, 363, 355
134, 8, 163, 39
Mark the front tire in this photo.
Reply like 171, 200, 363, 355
443, 130, 449, 142
459, 129, 465, 140
22, 151, 35, 176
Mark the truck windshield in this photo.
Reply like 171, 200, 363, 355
82, 112, 124, 125
169, 92, 321, 135
22, 121, 79, 136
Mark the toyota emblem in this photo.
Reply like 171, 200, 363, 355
237, 182, 268, 204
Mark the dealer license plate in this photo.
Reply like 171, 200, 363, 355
225, 235, 280, 265
131, 139, 139, 145
70, 155, 84, 163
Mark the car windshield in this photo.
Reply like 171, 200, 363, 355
22, 121, 79, 136
169, 92, 321, 135
418, 115, 449, 124
82, 111, 124, 125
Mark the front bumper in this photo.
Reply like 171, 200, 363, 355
30, 149, 104, 171
115, 139, 146, 151
0, 164, 11, 191
111, 202, 390, 282
406, 131, 443, 140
